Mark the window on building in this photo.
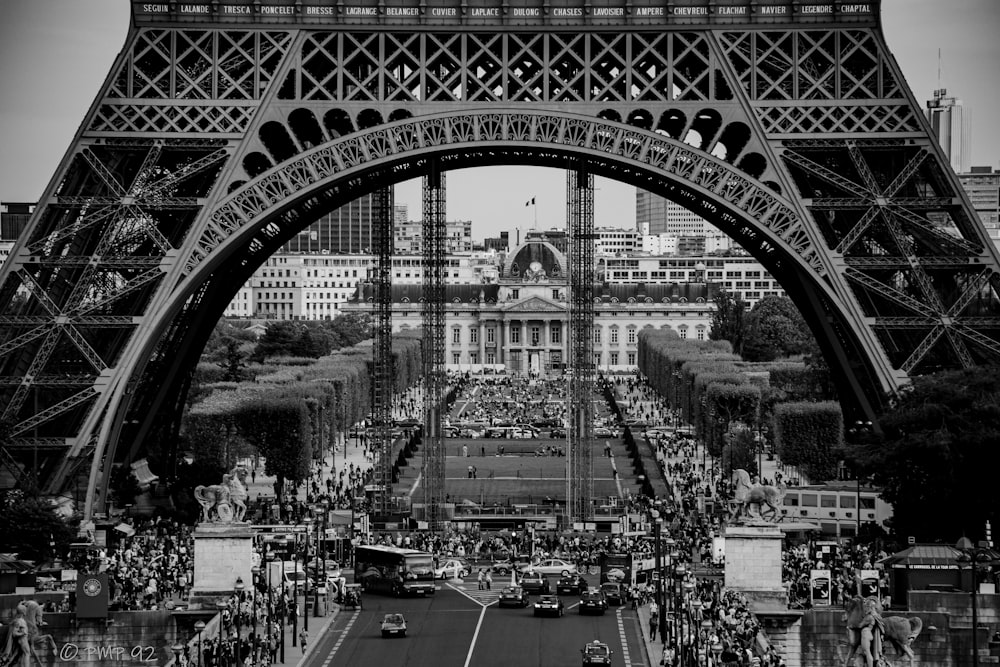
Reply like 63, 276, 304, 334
470, 328, 478, 344
821, 495, 837, 508
860, 496, 876, 510
487, 328, 495, 344
511, 325, 521, 344
551, 326, 561, 344
530, 326, 540, 346
697, 328, 705, 340
511, 289, 519, 299
610, 329, 619, 344
470, 352, 478, 364
801, 494, 818, 507
552, 289, 560, 300
594, 328, 602, 344
610, 352, 619, 365
627, 352, 636, 365
840, 496, 856, 509
452, 328, 461, 344
679, 328, 687, 339
627, 328, 637, 344
486, 352, 495, 364
452, 353, 461, 365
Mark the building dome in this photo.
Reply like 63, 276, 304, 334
502, 240, 567, 282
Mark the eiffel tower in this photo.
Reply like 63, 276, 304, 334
2, 1, 999, 519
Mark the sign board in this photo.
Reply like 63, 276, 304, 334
815, 541, 838, 564
76, 572, 110, 619
859, 569, 880, 599
810, 569, 831, 606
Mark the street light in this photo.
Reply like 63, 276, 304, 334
303, 517, 313, 633
193, 620, 206, 667
956, 537, 993, 667
234, 577, 245, 667
216, 600, 230, 667
171, 642, 184, 666
251, 565, 261, 664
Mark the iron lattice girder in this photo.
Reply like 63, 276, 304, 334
372, 186, 394, 516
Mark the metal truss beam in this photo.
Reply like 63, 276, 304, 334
567, 164, 595, 524
421, 163, 446, 531
372, 186, 394, 516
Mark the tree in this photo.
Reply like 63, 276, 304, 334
709, 290, 747, 355
0, 491, 78, 562
217, 337, 247, 382
850, 366, 1000, 542
741, 296, 818, 362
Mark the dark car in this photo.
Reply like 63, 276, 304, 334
556, 573, 588, 595
533, 594, 564, 617
579, 588, 608, 615
600, 582, 626, 606
550, 427, 567, 439
498, 586, 530, 608
519, 571, 550, 595
581, 640, 613, 666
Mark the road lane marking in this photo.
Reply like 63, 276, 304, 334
446, 582, 500, 606
567, 601, 580, 610
616, 607, 641, 667
321, 608, 360, 667
463, 605, 487, 667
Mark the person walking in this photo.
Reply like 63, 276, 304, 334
298, 629, 308, 653
477, 569, 485, 590
649, 600, 659, 640
484, 570, 492, 590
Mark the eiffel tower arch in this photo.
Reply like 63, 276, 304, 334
2, 1, 999, 516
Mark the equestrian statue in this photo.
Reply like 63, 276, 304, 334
729, 468, 786, 522
843, 595, 924, 667
194, 465, 249, 523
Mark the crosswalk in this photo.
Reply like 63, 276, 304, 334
445, 581, 501, 606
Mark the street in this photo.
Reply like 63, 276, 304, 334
304, 586, 650, 667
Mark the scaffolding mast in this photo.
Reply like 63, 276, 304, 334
567, 164, 596, 523
372, 186, 395, 517
421, 163, 447, 530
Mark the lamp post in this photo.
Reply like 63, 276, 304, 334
653, 512, 667, 646
194, 620, 206, 667
699, 619, 712, 666
303, 517, 312, 633
234, 577, 245, 667
171, 642, 184, 667
251, 565, 261, 665
216, 600, 230, 667
673, 564, 687, 666
956, 537, 993, 667
314, 512, 323, 618
711, 641, 723, 667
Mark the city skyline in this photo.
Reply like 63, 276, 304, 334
1, 0, 997, 243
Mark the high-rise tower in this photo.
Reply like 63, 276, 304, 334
925, 89, 970, 174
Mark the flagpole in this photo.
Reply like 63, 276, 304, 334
533, 199, 537, 230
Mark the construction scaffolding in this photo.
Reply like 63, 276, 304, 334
372, 186, 394, 516
566, 164, 596, 523
421, 163, 447, 530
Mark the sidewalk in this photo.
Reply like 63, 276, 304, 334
636, 603, 666, 666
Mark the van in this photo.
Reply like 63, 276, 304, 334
281, 563, 311, 593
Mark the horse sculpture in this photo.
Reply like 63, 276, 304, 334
194, 465, 248, 523
729, 468, 786, 522
843, 596, 923, 667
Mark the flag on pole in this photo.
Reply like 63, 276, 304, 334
525, 197, 535, 206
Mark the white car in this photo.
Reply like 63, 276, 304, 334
521, 558, 578, 576
434, 558, 471, 579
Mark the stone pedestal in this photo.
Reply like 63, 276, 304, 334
724, 522, 787, 607
189, 522, 254, 608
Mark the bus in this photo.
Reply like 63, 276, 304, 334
354, 545, 436, 596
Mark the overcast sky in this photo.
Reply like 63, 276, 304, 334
1, 0, 997, 241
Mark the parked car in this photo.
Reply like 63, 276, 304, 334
594, 426, 618, 438
556, 573, 588, 595
380, 613, 407, 637
533, 594, 564, 617
434, 558, 470, 579
443, 426, 460, 437
519, 571, 550, 595
498, 586, 530, 608
549, 427, 567, 439
579, 588, 608, 615
523, 558, 578, 576
581, 640, 613, 666
511, 427, 537, 439
600, 582, 626, 606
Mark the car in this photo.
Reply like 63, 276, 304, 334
600, 582, 626, 606
579, 588, 608, 615
556, 573, 588, 595
443, 426, 460, 437
533, 594, 564, 617
434, 558, 470, 580
511, 427, 537, 439
549, 427, 567, 439
594, 426, 618, 438
581, 640, 613, 666
491, 555, 533, 576
498, 586, 530, 608
519, 571, 550, 595
380, 613, 407, 638
523, 558, 578, 576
